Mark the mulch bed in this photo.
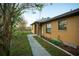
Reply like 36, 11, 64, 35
41, 36, 79, 56
59, 45, 79, 56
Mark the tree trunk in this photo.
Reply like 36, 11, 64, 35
3, 14, 11, 56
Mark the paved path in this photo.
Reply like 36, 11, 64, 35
27, 34, 51, 56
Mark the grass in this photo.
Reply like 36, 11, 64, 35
34, 36, 69, 56
10, 31, 32, 56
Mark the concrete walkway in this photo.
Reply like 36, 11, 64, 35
27, 34, 51, 56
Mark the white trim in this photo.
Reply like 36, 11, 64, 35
37, 35, 74, 56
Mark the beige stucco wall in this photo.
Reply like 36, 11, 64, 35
32, 23, 39, 34
42, 15, 79, 47
36, 23, 39, 34
76, 15, 79, 45
42, 23, 52, 39
32, 24, 35, 34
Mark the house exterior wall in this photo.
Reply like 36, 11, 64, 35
42, 23, 52, 39
76, 15, 79, 46
42, 15, 79, 48
32, 23, 40, 34
36, 23, 39, 35
39, 24, 42, 35
32, 24, 35, 34
41, 24, 45, 35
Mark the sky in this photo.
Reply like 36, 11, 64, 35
23, 3, 79, 27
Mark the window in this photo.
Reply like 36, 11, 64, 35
46, 23, 52, 33
58, 19, 67, 30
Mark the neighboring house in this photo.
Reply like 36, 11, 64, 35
31, 8, 79, 49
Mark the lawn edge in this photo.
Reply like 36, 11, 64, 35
36, 35, 74, 56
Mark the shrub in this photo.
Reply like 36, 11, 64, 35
50, 38, 63, 46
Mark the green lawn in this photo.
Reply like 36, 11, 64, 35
10, 31, 32, 56
34, 36, 69, 56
